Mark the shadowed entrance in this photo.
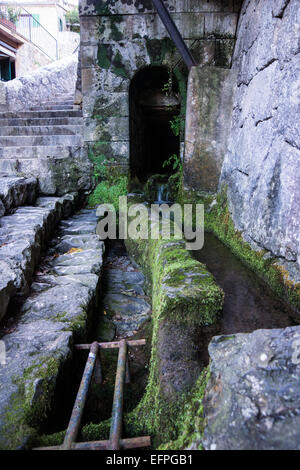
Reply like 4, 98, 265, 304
129, 66, 180, 182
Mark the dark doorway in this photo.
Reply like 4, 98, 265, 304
0, 57, 15, 81
129, 66, 180, 182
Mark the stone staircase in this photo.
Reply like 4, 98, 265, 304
0, 94, 91, 195
0, 204, 104, 449
0, 93, 102, 448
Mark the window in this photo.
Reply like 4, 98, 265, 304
59, 18, 63, 31
32, 14, 40, 27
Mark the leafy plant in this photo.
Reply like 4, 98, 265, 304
162, 75, 173, 96
170, 115, 182, 137
65, 7, 79, 25
65, 7, 79, 32
88, 152, 107, 183
7, 7, 21, 24
163, 153, 182, 172
88, 176, 128, 211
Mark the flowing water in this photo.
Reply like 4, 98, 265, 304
192, 232, 299, 367
154, 183, 170, 204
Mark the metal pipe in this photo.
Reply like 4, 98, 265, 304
108, 339, 127, 450
151, 0, 197, 70
61, 341, 99, 450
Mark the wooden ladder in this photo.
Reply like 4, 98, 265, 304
34, 339, 150, 450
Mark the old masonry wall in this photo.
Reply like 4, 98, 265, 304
79, 0, 242, 177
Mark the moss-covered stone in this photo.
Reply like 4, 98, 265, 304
123, 207, 223, 447
0, 354, 64, 450
160, 368, 210, 450
146, 38, 175, 66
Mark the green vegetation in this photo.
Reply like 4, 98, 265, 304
7, 7, 21, 24
160, 368, 210, 450
123, 208, 223, 447
0, 355, 63, 450
169, 115, 182, 137
65, 7, 79, 32
163, 153, 181, 172
88, 148, 128, 211
88, 176, 127, 210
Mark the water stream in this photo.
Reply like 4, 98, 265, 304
192, 232, 299, 367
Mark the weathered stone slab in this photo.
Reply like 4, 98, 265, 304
184, 66, 237, 192
2, 55, 78, 113
202, 326, 300, 450
0, 177, 37, 214
79, 0, 235, 16
0, 148, 93, 197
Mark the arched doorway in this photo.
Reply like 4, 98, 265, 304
129, 66, 180, 182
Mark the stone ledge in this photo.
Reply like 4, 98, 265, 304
0, 194, 78, 321
0, 209, 104, 449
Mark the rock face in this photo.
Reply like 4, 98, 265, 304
203, 326, 300, 450
0, 176, 37, 214
220, 0, 300, 282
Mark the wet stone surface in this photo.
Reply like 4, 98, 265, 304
0, 208, 104, 449
99, 240, 151, 339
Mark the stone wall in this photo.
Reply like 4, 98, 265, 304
0, 54, 78, 112
220, 0, 300, 283
79, 0, 241, 175
15, 42, 52, 78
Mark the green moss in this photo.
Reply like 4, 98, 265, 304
95, 0, 111, 15
97, 44, 112, 69
111, 51, 127, 78
123, 207, 223, 447
110, 16, 123, 41
146, 38, 175, 65
0, 355, 62, 449
32, 429, 65, 448
88, 176, 128, 211
160, 368, 210, 450
82, 418, 111, 441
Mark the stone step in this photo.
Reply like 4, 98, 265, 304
0, 209, 104, 449
0, 176, 38, 215
0, 110, 82, 119
0, 125, 83, 137
0, 144, 82, 160
29, 104, 78, 111
0, 134, 82, 147
0, 117, 82, 127
0, 147, 92, 196
0, 193, 77, 322
39, 100, 75, 106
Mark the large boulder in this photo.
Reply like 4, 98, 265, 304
203, 326, 300, 450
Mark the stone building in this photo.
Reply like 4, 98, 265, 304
79, 0, 242, 181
